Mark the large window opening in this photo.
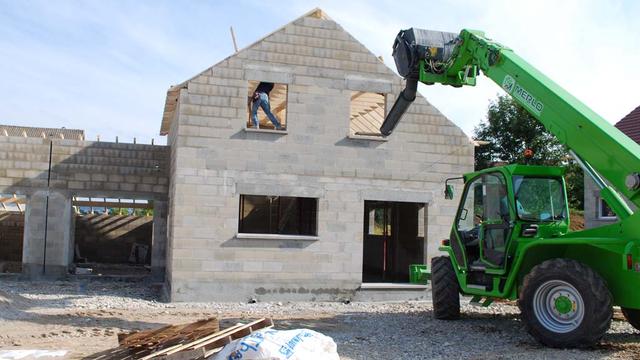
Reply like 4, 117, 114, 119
362, 201, 425, 283
72, 197, 154, 276
238, 195, 317, 236
0, 194, 26, 273
350, 91, 386, 137
246, 80, 288, 131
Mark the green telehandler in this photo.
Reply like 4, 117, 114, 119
380, 28, 640, 348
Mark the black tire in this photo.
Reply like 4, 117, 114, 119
519, 258, 612, 348
621, 307, 640, 330
431, 256, 460, 320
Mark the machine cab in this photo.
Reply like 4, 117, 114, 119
449, 165, 569, 273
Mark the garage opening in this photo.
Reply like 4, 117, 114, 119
72, 197, 153, 276
0, 194, 26, 273
362, 200, 425, 283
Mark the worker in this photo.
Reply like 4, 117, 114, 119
250, 82, 282, 130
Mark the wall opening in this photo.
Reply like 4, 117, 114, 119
597, 197, 617, 220
246, 80, 288, 131
238, 195, 317, 236
362, 200, 425, 283
72, 197, 153, 276
0, 194, 26, 273
350, 91, 386, 137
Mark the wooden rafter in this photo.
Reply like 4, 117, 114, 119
14, 194, 23, 212
349, 91, 385, 135
72, 201, 153, 209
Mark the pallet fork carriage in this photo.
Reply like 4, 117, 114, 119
381, 28, 640, 348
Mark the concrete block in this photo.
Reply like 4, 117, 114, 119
345, 75, 393, 93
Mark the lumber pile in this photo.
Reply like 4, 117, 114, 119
91, 317, 274, 360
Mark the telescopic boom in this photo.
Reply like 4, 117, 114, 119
381, 28, 640, 219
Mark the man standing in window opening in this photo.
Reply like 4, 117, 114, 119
250, 81, 283, 130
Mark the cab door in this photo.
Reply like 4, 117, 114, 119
479, 173, 513, 268
477, 173, 513, 269
453, 172, 513, 270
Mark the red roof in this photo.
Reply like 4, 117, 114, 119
615, 106, 640, 144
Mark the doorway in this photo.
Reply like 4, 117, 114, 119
0, 194, 26, 273
362, 201, 425, 283
72, 196, 153, 276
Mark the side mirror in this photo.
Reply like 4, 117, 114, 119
444, 184, 454, 200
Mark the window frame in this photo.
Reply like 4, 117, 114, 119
237, 194, 319, 240
597, 197, 617, 220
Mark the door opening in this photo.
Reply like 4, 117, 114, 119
362, 200, 425, 283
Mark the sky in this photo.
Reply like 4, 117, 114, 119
1, 0, 639, 145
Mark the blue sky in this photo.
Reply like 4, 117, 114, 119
1, 0, 639, 144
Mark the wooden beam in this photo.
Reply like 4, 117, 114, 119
0, 197, 26, 205
350, 91, 366, 101
72, 201, 153, 209
14, 194, 23, 213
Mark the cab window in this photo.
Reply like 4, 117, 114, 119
456, 173, 510, 232
513, 176, 566, 221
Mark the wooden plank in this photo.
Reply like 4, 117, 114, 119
154, 323, 246, 358
188, 319, 273, 352
0, 197, 26, 205
116, 317, 219, 359
161, 348, 205, 360
158, 319, 273, 360
73, 201, 153, 209
106, 318, 272, 360
118, 324, 173, 346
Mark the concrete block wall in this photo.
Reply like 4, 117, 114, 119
0, 136, 169, 197
165, 11, 473, 301
0, 136, 170, 278
583, 175, 636, 228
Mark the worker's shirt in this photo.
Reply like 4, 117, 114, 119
255, 82, 274, 95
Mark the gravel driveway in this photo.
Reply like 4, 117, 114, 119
0, 278, 638, 359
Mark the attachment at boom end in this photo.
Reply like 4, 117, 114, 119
381, 29, 459, 136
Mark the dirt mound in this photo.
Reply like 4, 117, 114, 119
0, 289, 33, 321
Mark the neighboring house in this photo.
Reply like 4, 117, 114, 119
584, 105, 640, 228
160, 8, 473, 302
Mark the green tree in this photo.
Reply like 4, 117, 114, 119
474, 95, 584, 210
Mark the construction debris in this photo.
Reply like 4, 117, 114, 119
93, 318, 273, 360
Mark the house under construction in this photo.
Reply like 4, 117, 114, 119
0, 9, 473, 301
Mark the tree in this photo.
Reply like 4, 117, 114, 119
473, 95, 584, 210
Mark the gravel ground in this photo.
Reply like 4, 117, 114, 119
1, 278, 639, 359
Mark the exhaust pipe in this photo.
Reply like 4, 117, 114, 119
380, 77, 417, 136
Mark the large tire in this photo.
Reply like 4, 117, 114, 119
519, 258, 612, 348
431, 256, 460, 320
621, 308, 640, 330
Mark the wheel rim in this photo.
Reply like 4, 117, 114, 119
532, 280, 584, 333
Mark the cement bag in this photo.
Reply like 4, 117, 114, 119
210, 328, 339, 360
